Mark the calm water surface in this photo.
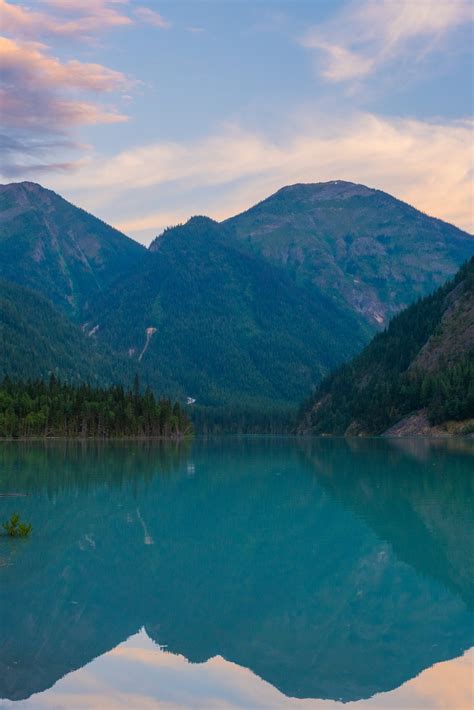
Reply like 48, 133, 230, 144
0, 437, 473, 709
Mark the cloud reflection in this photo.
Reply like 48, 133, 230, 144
4, 630, 472, 710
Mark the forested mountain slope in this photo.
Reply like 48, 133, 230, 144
0, 182, 146, 318
89, 216, 369, 409
226, 181, 473, 327
0, 280, 132, 385
297, 258, 474, 436
1, 180, 472, 418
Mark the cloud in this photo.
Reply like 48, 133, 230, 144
0, 37, 129, 93
16, 630, 474, 710
134, 7, 170, 29
0, 131, 82, 178
301, 0, 473, 83
45, 112, 473, 243
114, 210, 195, 235
0, 0, 172, 39
0, 36, 129, 175
0, 1, 172, 175
0, 0, 133, 40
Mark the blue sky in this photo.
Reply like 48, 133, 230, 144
1, 0, 473, 242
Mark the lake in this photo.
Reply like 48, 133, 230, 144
0, 438, 473, 709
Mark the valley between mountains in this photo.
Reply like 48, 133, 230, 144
0, 179, 473, 433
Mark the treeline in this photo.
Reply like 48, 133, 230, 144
299, 353, 473, 435
0, 377, 192, 439
298, 258, 474, 435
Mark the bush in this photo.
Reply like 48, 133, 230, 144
2, 513, 32, 537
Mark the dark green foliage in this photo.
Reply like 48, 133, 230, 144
90, 183, 473, 413
298, 258, 474, 434
1, 180, 473, 431
2, 513, 32, 537
0, 377, 192, 439
91, 216, 369, 409
424, 356, 474, 424
0, 280, 135, 385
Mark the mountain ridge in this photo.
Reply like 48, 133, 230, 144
1, 180, 473, 420
90, 215, 369, 409
225, 180, 473, 327
0, 181, 146, 319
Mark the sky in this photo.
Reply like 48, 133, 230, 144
0, 0, 473, 244
9, 631, 474, 710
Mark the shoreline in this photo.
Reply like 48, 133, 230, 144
0, 434, 193, 442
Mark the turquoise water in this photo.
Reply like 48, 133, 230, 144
0, 438, 473, 708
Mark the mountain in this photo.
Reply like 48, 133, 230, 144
226, 181, 473, 327
0, 182, 146, 318
0, 279, 132, 384
89, 216, 369, 410
297, 257, 474, 436
1, 180, 473, 419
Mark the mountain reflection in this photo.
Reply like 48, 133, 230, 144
0, 438, 473, 703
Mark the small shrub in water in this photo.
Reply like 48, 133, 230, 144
2, 513, 32, 538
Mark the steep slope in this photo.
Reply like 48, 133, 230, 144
0, 280, 133, 384
90, 217, 369, 409
1, 180, 472, 418
297, 258, 474, 436
226, 181, 474, 328
0, 182, 146, 318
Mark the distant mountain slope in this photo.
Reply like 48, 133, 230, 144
1, 180, 472, 417
0, 182, 146, 318
90, 216, 369, 408
297, 258, 474, 436
226, 181, 474, 327
0, 280, 132, 384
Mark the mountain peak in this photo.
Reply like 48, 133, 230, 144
226, 179, 473, 328
149, 215, 220, 252
0, 180, 145, 318
0, 180, 48, 194
270, 180, 377, 201
225, 181, 379, 225
0, 182, 73, 213
185, 215, 218, 228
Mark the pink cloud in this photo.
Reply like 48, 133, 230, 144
0, 36, 128, 175
52, 115, 474, 241
0, 37, 129, 93
0, 0, 133, 40
135, 7, 170, 29
0, 1, 173, 177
